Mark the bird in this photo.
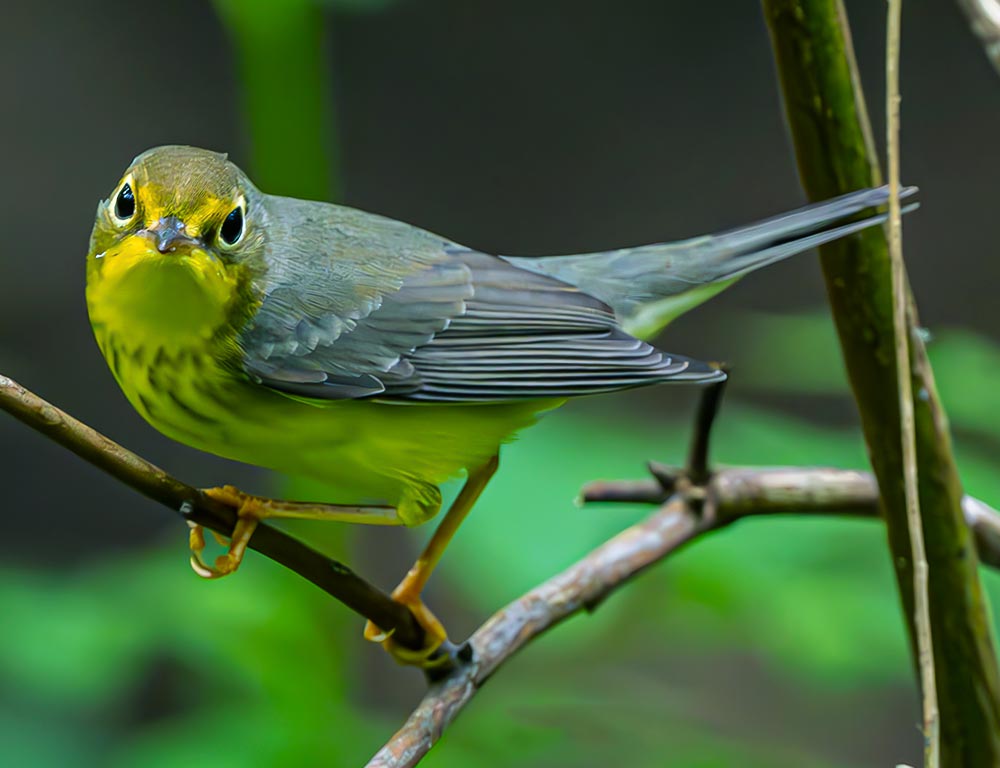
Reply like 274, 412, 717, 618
85, 145, 914, 666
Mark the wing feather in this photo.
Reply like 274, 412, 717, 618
240, 199, 721, 402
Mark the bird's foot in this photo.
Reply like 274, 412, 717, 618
189, 485, 264, 578
364, 575, 449, 668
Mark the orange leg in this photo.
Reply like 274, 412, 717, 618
189, 485, 399, 579
365, 455, 499, 666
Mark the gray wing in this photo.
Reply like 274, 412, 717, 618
403, 251, 721, 401
240, 198, 720, 402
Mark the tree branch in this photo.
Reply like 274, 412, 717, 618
368, 461, 1000, 767
0, 374, 427, 652
762, 1, 1000, 762
584, 467, 1000, 568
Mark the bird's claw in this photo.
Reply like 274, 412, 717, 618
188, 486, 263, 579
364, 586, 450, 668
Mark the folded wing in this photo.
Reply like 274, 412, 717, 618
239, 204, 720, 403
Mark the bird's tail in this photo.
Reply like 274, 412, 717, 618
503, 186, 918, 339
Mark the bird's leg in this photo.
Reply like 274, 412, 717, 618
189, 485, 399, 579
364, 454, 499, 667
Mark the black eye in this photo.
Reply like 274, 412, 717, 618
114, 183, 135, 221
220, 205, 244, 246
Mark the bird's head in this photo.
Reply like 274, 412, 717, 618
86, 146, 264, 352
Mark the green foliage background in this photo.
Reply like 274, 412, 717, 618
3, 2, 999, 766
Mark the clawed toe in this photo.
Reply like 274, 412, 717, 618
188, 487, 263, 579
364, 591, 449, 668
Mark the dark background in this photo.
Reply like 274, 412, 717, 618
2, 2, 998, 766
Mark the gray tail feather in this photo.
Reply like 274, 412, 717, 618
504, 185, 918, 322
688, 185, 919, 282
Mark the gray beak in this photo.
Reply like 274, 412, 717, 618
149, 216, 200, 254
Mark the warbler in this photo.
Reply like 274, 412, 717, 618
86, 145, 911, 664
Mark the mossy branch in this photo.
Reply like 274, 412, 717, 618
762, 1, 1000, 762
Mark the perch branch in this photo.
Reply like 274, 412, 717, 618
584, 468, 1000, 568
368, 462, 1000, 767
0, 374, 427, 651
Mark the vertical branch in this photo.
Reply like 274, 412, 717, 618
885, 2, 938, 763
762, 1, 1000, 764
686, 376, 727, 486
213, 0, 336, 200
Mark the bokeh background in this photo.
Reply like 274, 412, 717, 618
2, 1, 999, 766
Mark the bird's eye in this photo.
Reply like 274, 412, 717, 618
113, 181, 135, 223
219, 203, 245, 247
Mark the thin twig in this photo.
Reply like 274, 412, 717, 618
0, 374, 427, 651
886, 3, 939, 763
583, 467, 1000, 567
686, 375, 727, 485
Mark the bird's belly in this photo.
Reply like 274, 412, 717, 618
103, 341, 560, 509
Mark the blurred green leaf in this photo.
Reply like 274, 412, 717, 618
213, 0, 335, 200
423, 657, 848, 768
727, 309, 1000, 443
722, 309, 847, 395
0, 548, 389, 767
927, 328, 1000, 442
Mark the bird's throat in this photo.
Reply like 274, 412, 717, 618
87, 239, 241, 354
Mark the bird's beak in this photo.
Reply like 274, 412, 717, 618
146, 216, 201, 254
